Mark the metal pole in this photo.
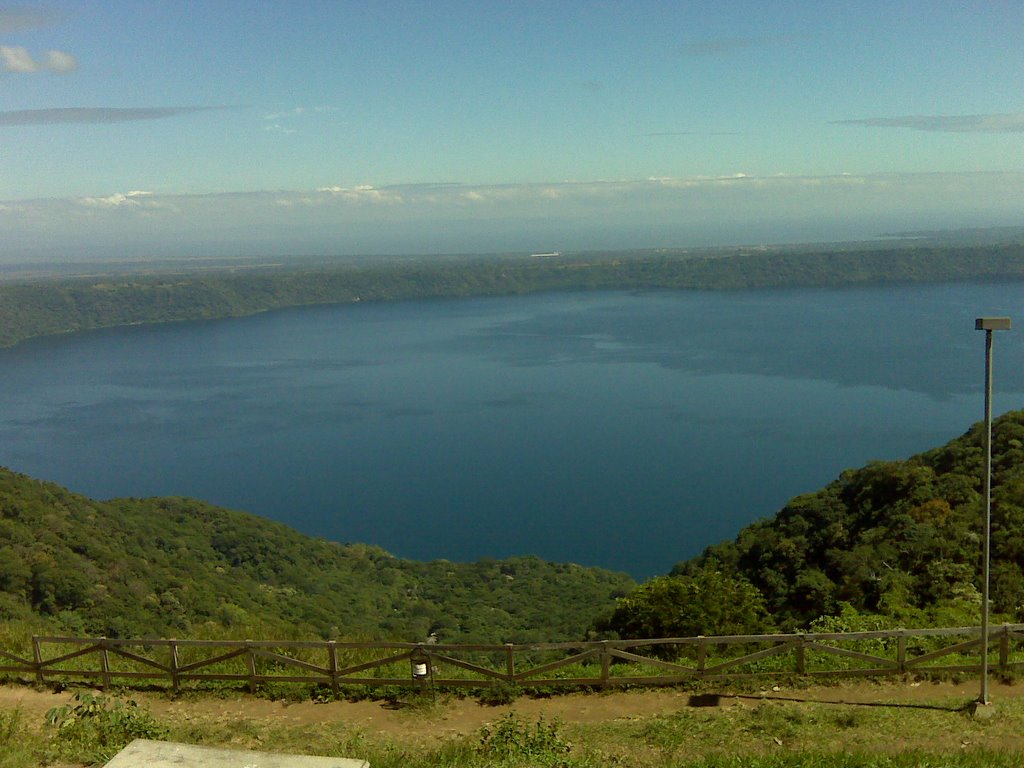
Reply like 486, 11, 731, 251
981, 327, 993, 706
975, 317, 1009, 705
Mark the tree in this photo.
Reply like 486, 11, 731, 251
601, 569, 770, 642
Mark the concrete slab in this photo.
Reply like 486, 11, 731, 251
104, 739, 369, 768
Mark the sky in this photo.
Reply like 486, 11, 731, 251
1, 1, 1022, 262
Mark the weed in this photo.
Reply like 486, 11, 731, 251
44, 691, 166, 765
477, 714, 572, 765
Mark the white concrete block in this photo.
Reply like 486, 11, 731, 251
104, 739, 368, 768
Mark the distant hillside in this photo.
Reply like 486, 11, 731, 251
2, 241, 1024, 347
0, 468, 634, 642
673, 410, 1024, 630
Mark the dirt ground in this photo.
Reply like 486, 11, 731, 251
4, 678, 1024, 745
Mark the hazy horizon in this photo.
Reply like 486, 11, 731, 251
2, 2, 1021, 264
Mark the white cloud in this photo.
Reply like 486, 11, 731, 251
0, 45, 77, 73
313, 185, 403, 204
78, 190, 162, 210
79, 193, 139, 208
43, 49, 77, 73
0, 45, 38, 72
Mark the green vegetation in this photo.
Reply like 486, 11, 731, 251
44, 692, 166, 765
3, 242, 1024, 347
476, 714, 572, 765
0, 467, 633, 643
631, 410, 1024, 638
598, 569, 770, 646
3, 688, 1024, 767
5, 411, 1024, 654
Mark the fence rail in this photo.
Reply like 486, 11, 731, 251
3, 624, 1024, 694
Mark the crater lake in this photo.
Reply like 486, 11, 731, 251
2, 281, 1022, 577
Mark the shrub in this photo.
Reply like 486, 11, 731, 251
45, 691, 166, 765
601, 569, 770, 657
477, 714, 571, 765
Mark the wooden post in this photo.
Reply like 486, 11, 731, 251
245, 641, 257, 694
328, 641, 339, 699
32, 636, 44, 685
696, 637, 707, 677
505, 643, 515, 682
1000, 624, 1010, 673
897, 632, 907, 674
600, 641, 610, 688
99, 638, 111, 691
795, 635, 806, 675
169, 640, 180, 693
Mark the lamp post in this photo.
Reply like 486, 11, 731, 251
975, 316, 1011, 706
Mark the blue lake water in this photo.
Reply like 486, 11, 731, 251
1, 283, 1023, 577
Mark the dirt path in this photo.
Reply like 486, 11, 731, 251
5, 678, 1024, 744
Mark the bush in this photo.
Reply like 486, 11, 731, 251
601, 569, 770, 655
477, 714, 571, 765
45, 691, 166, 765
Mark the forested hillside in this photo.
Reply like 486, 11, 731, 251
0, 468, 634, 643
8, 413, 1024, 646
667, 411, 1024, 632
2, 242, 1024, 347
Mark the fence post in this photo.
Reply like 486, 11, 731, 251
98, 638, 112, 691
32, 636, 44, 685
600, 641, 610, 688
328, 641, 339, 698
795, 635, 806, 675
245, 640, 257, 694
897, 632, 907, 674
505, 643, 515, 682
696, 637, 707, 678
1000, 624, 1010, 673
169, 640, 180, 693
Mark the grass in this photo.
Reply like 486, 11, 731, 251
0, 709, 47, 768
3, 683, 1024, 767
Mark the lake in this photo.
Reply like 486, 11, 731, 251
1, 282, 1022, 577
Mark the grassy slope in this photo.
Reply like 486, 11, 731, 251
0, 468, 634, 643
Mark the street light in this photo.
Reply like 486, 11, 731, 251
975, 316, 1011, 706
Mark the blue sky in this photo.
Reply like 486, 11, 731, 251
1, 1, 1022, 261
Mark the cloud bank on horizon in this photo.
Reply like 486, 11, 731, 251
4, 171, 1020, 262
0, 1, 1021, 260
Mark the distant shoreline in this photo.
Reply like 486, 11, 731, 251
2, 241, 1023, 348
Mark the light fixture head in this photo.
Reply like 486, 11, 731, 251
976, 317, 1011, 331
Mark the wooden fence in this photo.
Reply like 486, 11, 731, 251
2, 624, 1024, 694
